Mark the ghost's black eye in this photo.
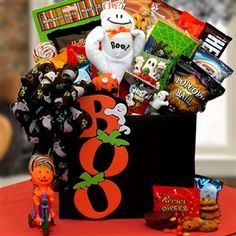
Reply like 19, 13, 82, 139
152, 63, 155, 67
116, 14, 118, 18
148, 60, 151, 64
120, 14, 123, 19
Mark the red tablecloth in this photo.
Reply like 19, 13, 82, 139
0, 180, 236, 236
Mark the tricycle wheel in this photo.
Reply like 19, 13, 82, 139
42, 222, 49, 236
50, 218, 54, 225
42, 209, 49, 236
28, 214, 33, 228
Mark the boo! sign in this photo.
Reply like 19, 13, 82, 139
65, 94, 130, 219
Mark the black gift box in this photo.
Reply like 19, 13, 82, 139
59, 94, 196, 219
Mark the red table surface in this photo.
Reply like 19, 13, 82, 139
0, 180, 236, 236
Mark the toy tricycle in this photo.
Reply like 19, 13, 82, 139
28, 163, 55, 236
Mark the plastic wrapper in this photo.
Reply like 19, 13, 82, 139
200, 22, 232, 58
195, 175, 223, 222
153, 185, 200, 217
150, 0, 182, 26
166, 55, 225, 113
176, 11, 206, 38
193, 48, 233, 83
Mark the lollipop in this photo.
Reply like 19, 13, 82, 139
28, 153, 55, 175
33, 41, 57, 62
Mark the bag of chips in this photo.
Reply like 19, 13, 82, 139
166, 55, 225, 113
193, 48, 233, 83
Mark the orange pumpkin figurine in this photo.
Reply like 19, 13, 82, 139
28, 163, 55, 235
92, 73, 119, 96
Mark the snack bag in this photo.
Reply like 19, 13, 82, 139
153, 185, 200, 217
102, 0, 152, 15
66, 42, 98, 82
67, 43, 87, 65
166, 55, 225, 113
120, 71, 155, 115
193, 48, 233, 83
195, 175, 223, 222
150, 0, 182, 26
200, 22, 232, 58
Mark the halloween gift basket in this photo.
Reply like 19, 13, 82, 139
11, 0, 233, 235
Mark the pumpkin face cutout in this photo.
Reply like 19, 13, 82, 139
92, 73, 119, 96
31, 165, 54, 186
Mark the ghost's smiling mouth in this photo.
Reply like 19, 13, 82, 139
107, 17, 131, 25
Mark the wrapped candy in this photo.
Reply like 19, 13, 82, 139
33, 42, 58, 62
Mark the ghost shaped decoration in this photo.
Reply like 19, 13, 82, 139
85, 8, 145, 83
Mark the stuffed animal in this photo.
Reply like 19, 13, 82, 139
85, 8, 145, 83
145, 90, 169, 115
149, 90, 169, 111
92, 72, 119, 96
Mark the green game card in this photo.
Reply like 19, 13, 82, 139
32, 0, 102, 42
148, 19, 200, 59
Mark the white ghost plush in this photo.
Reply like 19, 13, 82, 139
85, 8, 145, 83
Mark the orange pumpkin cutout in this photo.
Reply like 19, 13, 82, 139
92, 73, 119, 96
74, 135, 129, 219
74, 179, 122, 219
31, 165, 54, 187
79, 138, 129, 177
